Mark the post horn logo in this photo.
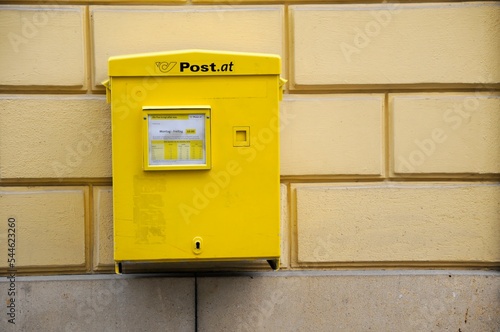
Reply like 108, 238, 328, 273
156, 62, 177, 73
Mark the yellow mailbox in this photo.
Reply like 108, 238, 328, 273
103, 50, 285, 272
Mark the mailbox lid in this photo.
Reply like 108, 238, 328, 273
108, 49, 281, 77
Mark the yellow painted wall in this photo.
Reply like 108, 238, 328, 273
0, 1, 499, 274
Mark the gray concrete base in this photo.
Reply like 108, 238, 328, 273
0, 275, 195, 331
198, 271, 500, 332
1, 271, 499, 331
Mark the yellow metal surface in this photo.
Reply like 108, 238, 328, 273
105, 50, 283, 271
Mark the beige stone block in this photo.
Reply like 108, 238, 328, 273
91, 5, 284, 89
291, 3, 500, 86
0, 95, 111, 179
391, 93, 500, 174
0, 187, 87, 268
0, 6, 85, 88
280, 183, 289, 268
280, 95, 384, 176
294, 183, 500, 264
93, 186, 113, 269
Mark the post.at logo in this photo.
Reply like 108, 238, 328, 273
155, 62, 177, 73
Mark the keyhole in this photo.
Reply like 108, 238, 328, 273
192, 237, 203, 254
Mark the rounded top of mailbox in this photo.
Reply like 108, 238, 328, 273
107, 49, 281, 77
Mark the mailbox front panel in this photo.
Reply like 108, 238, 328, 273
110, 72, 281, 269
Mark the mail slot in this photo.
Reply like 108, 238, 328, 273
103, 50, 285, 272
